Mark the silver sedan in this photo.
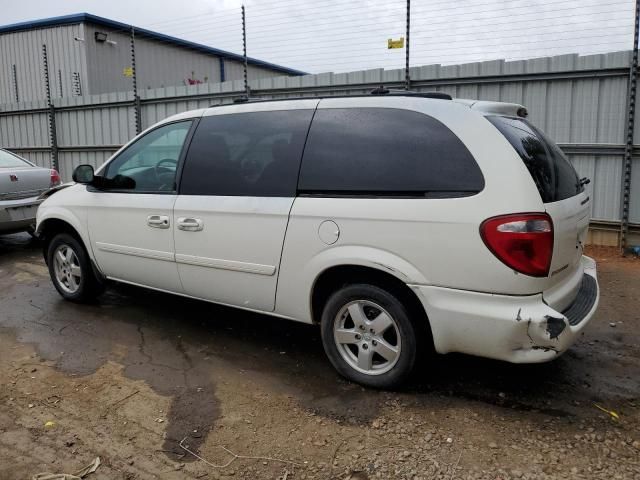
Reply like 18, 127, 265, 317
0, 148, 61, 235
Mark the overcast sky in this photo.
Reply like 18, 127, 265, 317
0, 0, 635, 73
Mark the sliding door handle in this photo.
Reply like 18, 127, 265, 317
177, 217, 204, 232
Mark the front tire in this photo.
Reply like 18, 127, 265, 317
320, 284, 419, 389
47, 233, 103, 303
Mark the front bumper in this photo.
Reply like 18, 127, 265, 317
0, 196, 42, 233
410, 256, 599, 363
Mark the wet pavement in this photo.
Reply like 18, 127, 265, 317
0, 233, 639, 479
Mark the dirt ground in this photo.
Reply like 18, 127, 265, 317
0, 234, 638, 480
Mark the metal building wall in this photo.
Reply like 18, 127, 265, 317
84, 24, 225, 95
0, 51, 638, 243
1, 21, 294, 104
223, 59, 293, 82
83, 26, 286, 96
0, 24, 88, 104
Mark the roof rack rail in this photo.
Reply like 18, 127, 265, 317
370, 85, 390, 95
209, 96, 267, 107
369, 86, 452, 100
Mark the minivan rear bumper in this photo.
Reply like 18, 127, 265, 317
410, 255, 599, 363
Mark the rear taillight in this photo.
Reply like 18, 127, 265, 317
50, 169, 61, 187
480, 213, 553, 277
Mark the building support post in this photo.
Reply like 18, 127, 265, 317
130, 26, 141, 135
219, 57, 226, 83
621, 0, 640, 251
58, 69, 64, 98
11, 64, 19, 103
42, 44, 58, 171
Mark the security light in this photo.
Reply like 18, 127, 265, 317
94, 32, 108, 42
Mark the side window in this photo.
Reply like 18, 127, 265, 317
298, 108, 484, 196
103, 121, 192, 192
180, 110, 314, 196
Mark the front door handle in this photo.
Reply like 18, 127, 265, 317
177, 217, 204, 232
147, 214, 170, 229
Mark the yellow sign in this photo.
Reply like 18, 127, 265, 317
123, 66, 134, 78
388, 37, 405, 49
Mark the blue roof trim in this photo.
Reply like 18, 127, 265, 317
0, 12, 307, 76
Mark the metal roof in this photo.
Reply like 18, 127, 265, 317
0, 12, 307, 76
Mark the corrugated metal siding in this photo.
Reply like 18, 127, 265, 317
0, 106, 49, 147
85, 24, 228, 95
57, 150, 114, 181
0, 24, 88, 103
1, 21, 293, 104
0, 50, 638, 231
224, 59, 289, 82
56, 92, 134, 147
18, 151, 52, 169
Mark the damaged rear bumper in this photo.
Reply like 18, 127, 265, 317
410, 256, 599, 363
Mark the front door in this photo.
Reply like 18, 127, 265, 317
87, 120, 194, 293
174, 104, 317, 311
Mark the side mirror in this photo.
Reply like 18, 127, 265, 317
72, 164, 95, 184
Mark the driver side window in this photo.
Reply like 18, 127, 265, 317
104, 121, 192, 192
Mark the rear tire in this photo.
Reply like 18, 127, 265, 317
320, 284, 418, 389
47, 233, 103, 303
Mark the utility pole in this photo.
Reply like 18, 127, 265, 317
242, 5, 249, 98
621, 0, 640, 252
405, 0, 411, 90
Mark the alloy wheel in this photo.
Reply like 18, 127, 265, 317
52, 244, 82, 294
333, 300, 401, 375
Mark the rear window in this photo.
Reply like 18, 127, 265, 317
0, 150, 30, 168
298, 108, 484, 197
487, 116, 582, 203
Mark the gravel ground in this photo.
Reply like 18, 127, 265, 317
0, 234, 638, 480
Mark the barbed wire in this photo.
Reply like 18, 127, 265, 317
139, 0, 635, 74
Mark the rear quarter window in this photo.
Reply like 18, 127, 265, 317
486, 116, 582, 203
298, 108, 484, 197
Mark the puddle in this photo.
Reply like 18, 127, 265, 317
0, 234, 374, 455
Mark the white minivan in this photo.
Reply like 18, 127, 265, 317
37, 92, 599, 388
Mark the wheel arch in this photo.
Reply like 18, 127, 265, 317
310, 264, 434, 348
37, 214, 92, 267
